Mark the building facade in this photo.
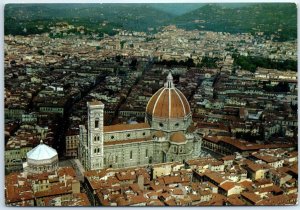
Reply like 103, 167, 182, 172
79, 73, 202, 170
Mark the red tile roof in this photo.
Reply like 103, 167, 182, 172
104, 137, 151, 146
104, 122, 150, 132
170, 132, 186, 143
146, 88, 191, 119
220, 181, 236, 191
241, 192, 261, 204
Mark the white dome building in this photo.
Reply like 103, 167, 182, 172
25, 140, 58, 174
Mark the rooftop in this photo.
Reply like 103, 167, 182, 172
27, 141, 57, 161
104, 122, 150, 133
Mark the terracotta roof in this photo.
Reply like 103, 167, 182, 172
104, 137, 151, 146
88, 100, 103, 106
207, 193, 226, 206
254, 185, 282, 194
251, 153, 280, 163
221, 155, 235, 161
57, 167, 76, 178
254, 178, 273, 187
238, 180, 253, 190
288, 164, 298, 175
227, 195, 245, 206
5, 173, 34, 204
257, 193, 298, 205
241, 192, 261, 204
203, 171, 225, 184
287, 151, 298, 158
220, 181, 236, 191
170, 132, 186, 143
34, 182, 72, 198
118, 194, 147, 206
203, 135, 295, 151
170, 188, 184, 195
162, 175, 183, 185
116, 171, 136, 181
147, 199, 164, 206
246, 162, 271, 172
153, 130, 165, 138
190, 194, 201, 202
146, 79, 191, 119
104, 122, 150, 132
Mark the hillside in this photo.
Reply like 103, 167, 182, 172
173, 3, 297, 41
4, 3, 297, 41
4, 4, 174, 35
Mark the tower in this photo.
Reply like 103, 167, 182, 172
87, 100, 104, 170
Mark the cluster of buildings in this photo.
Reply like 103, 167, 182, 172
103, 25, 297, 62
190, 66, 297, 143
5, 136, 298, 206
5, 122, 55, 173
5, 141, 90, 207
4, 23, 298, 206
82, 148, 297, 206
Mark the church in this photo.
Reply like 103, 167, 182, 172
78, 72, 202, 171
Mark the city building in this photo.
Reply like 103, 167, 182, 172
78, 72, 202, 170
23, 140, 59, 174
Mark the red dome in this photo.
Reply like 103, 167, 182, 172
170, 132, 187, 143
146, 73, 191, 119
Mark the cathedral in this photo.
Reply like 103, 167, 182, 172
78, 72, 202, 171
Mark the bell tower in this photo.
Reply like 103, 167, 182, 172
87, 100, 104, 170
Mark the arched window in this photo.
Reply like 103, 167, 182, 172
94, 136, 97, 141
94, 148, 97, 153
130, 151, 133, 159
127, 134, 131, 138
173, 146, 177, 153
97, 136, 100, 141
95, 118, 99, 128
145, 149, 148, 158
179, 146, 183, 153
97, 148, 100, 153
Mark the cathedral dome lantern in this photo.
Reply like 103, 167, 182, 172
145, 72, 192, 132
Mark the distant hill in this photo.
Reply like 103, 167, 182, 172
150, 3, 205, 15
173, 3, 297, 40
4, 3, 297, 41
150, 3, 254, 15
4, 4, 175, 35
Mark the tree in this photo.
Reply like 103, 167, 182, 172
37, 50, 44, 55
199, 57, 219, 68
130, 58, 138, 70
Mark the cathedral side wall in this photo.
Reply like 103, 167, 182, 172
103, 141, 154, 168
104, 129, 151, 142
